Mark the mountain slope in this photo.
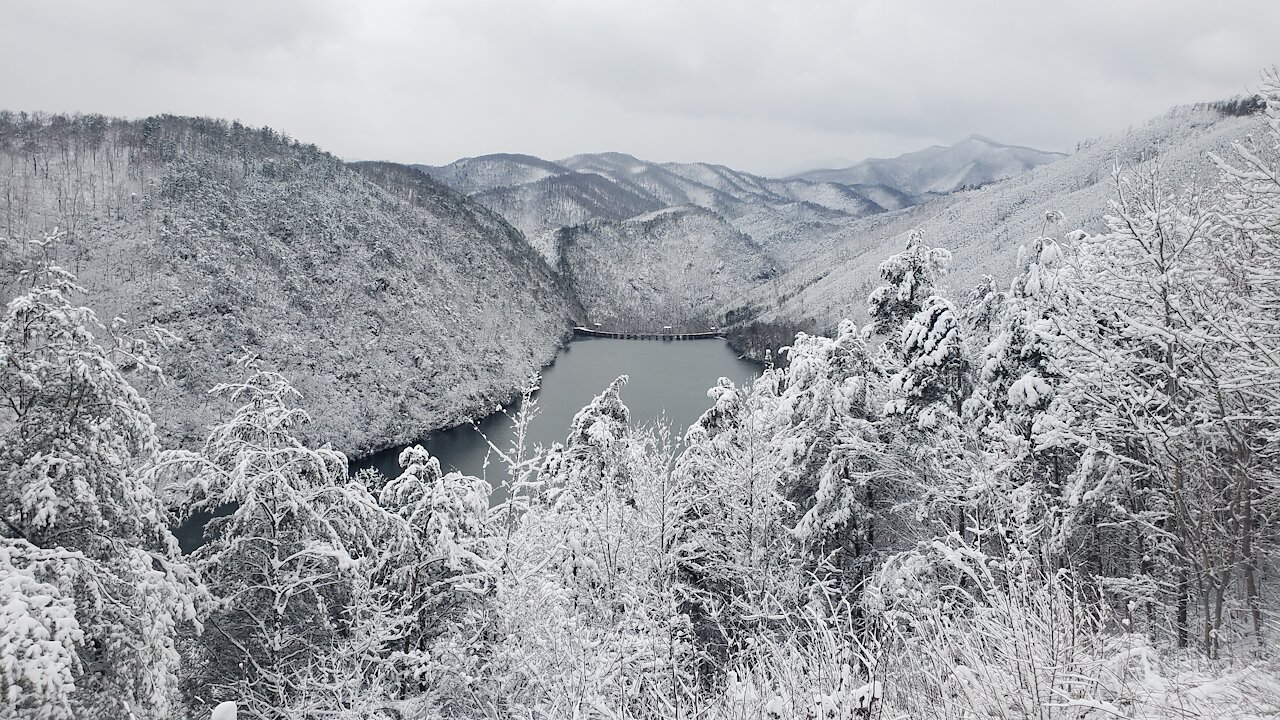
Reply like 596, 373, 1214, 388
471, 171, 666, 262
413, 138, 1069, 334
0, 114, 582, 455
425, 151, 916, 269
795, 135, 1065, 195
743, 106, 1260, 332
557, 206, 777, 330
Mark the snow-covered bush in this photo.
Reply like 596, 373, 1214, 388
866, 538, 1280, 718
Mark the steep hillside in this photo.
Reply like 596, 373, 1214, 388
556, 206, 777, 330
471, 171, 665, 262
795, 135, 1064, 195
0, 113, 582, 455
742, 106, 1260, 332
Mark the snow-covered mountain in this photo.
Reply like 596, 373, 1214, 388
417, 138, 1064, 330
742, 106, 1260, 332
420, 137, 1058, 274
793, 135, 1065, 195
422, 152, 567, 195
556, 205, 777, 330
470, 170, 666, 261
418, 152, 912, 265
0, 115, 583, 456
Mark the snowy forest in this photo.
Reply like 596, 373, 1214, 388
5, 45, 1280, 720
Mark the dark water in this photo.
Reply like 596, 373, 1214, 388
354, 337, 761, 484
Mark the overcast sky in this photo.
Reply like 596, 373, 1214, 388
3, 1, 1277, 175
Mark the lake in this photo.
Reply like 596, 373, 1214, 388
354, 337, 761, 485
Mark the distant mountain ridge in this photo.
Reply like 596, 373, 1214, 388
791, 135, 1065, 195
415, 136, 1061, 265
414, 137, 1063, 331
424, 152, 566, 195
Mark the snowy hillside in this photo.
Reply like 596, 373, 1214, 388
0, 114, 582, 455
743, 106, 1260, 331
420, 151, 909, 267
471, 171, 665, 262
417, 152, 567, 194
422, 139, 1060, 287
795, 134, 1065, 195
412, 140, 1070, 338
556, 205, 777, 330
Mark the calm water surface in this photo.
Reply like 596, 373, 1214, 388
356, 337, 761, 483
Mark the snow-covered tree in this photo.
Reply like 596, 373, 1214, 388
537, 376, 641, 613
871, 235, 977, 539
158, 360, 389, 719
971, 233, 1068, 435
781, 321, 886, 604
1051, 166, 1261, 652
548, 375, 634, 501
0, 541, 83, 720
867, 229, 952, 338
886, 294, 970, 424
668, 376, 780, 684
1204, 69, 1280, 649
0, 267, 203, 719
965, 232, 1078, 556
372, 444, 493, 693
488, 381, 678, 716
876, 270, 980, 546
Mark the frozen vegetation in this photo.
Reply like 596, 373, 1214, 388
0, 115, 581, 456
3, 69, 1280, 720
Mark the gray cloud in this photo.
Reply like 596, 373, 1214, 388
2, 0, 1275, 174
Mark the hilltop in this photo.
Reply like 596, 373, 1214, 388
792, 134, 1065, 195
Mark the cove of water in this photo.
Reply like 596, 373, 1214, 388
355, 337, 761, 484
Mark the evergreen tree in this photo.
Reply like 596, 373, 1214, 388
966, 232, 1077, 554
867, 229, 952, 339
373, 445, 493, 692
783, 321, 884, 602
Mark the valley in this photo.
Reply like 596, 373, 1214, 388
3, 83, 1278, 720
0, 102, 1258, 457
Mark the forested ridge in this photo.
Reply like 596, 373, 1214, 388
0, 112, 579, 456
4, 79, 1280, 720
